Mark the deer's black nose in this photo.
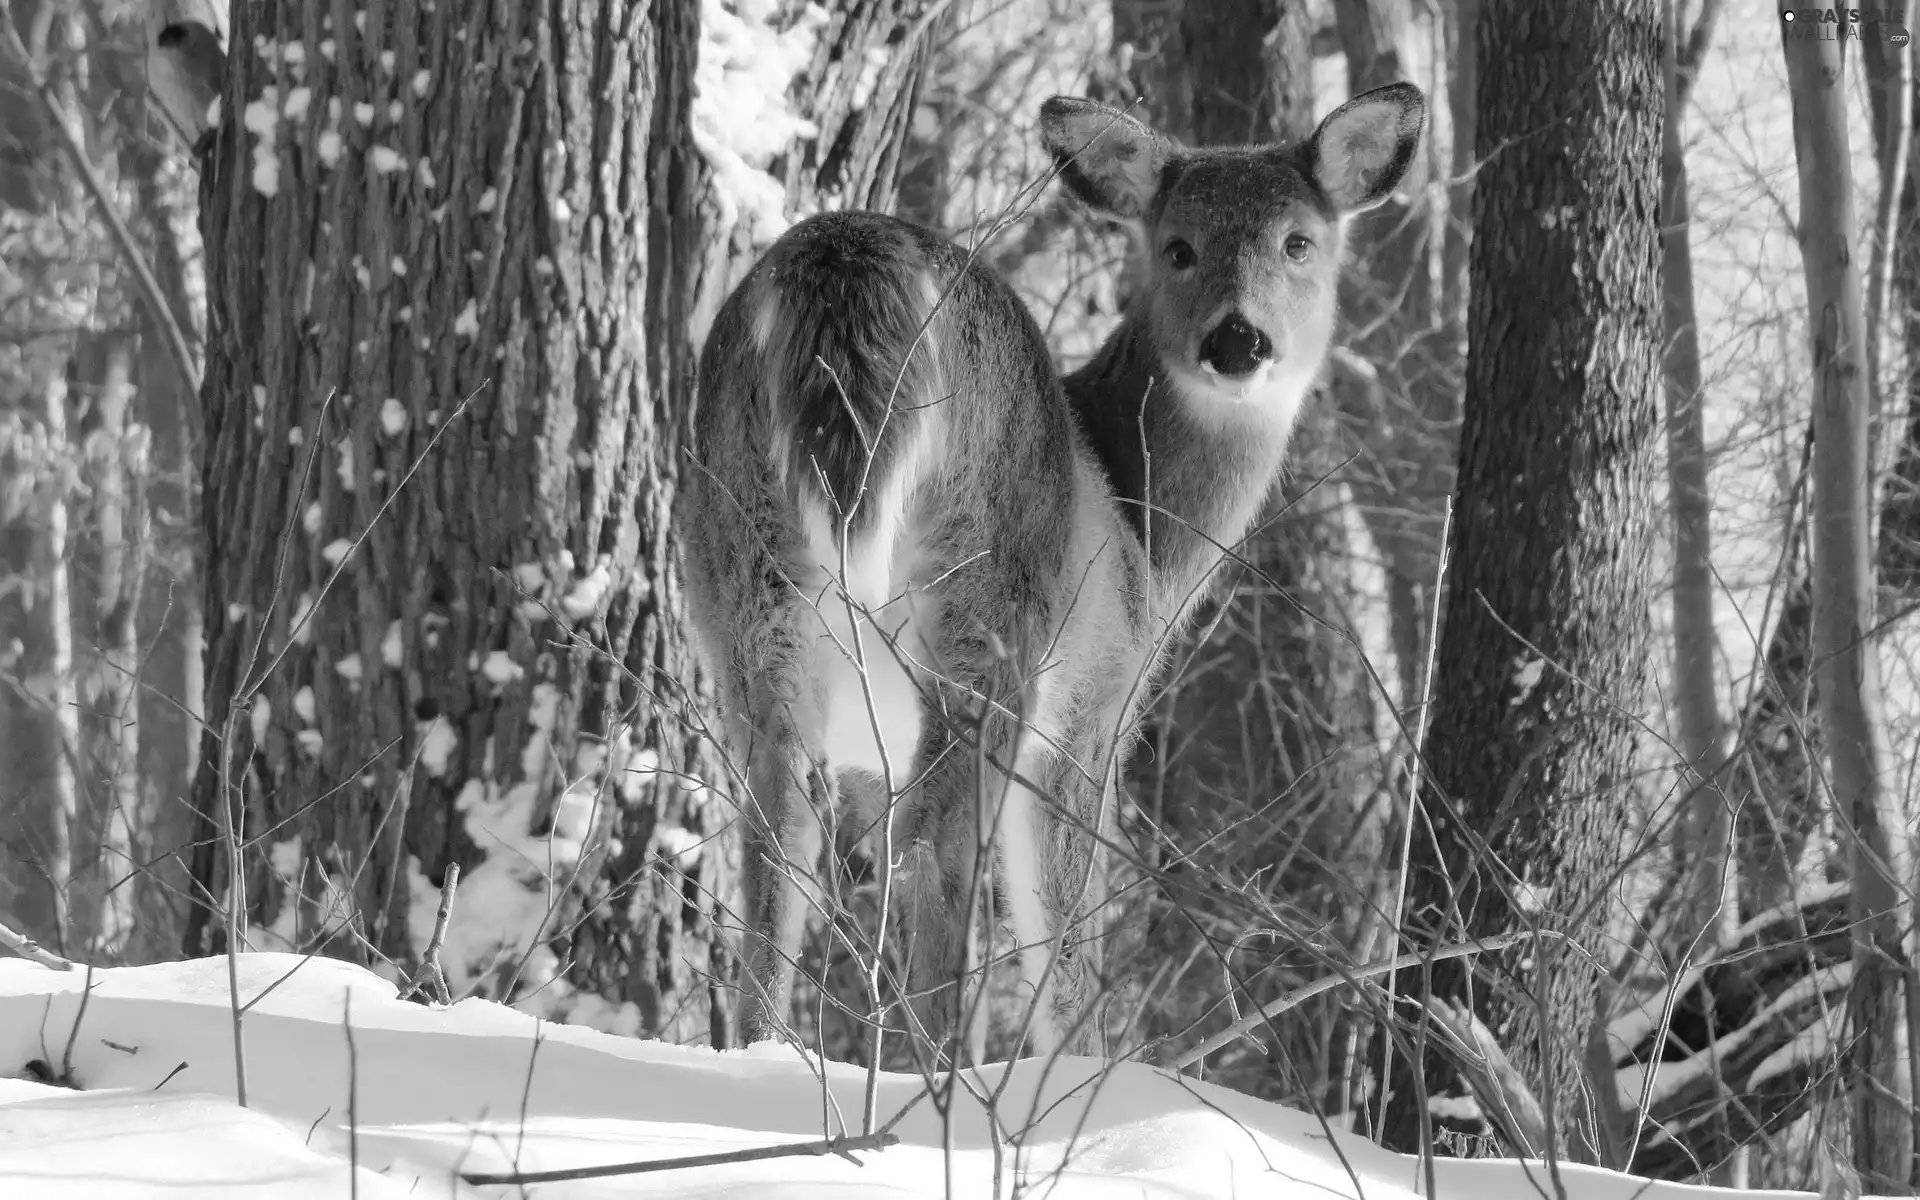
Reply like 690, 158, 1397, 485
1198, 313, 1272, 378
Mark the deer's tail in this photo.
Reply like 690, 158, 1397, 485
747, 212, 947, 536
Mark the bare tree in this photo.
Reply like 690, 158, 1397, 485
1660, 0, 1736, 958
1381, 0, 1662, 1161
1780, 7, 1912, 1186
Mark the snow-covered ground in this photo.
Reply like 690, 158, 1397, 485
0, 953, 1862, 1198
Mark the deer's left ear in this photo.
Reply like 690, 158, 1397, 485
1040, 97, 1178, 221
1306, 82, 1426, 214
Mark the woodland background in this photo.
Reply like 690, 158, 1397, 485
2, 0, 1918, 1189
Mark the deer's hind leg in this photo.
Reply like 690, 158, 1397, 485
687, 491, 840, 1046
885, 553, 1068, 1061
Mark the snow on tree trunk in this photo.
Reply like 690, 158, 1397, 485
1380, 0, 1662, 1162
186, 0, 931, 1046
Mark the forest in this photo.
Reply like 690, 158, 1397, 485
1, 0, 1918, 1192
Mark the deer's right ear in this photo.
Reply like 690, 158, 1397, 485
1039, 98, 1173, 221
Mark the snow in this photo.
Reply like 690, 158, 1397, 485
851, 45, 889, 110
692, 0, 828, 245
480, 649, 524, 684
418, 717, 459, 778
379, 397, 410, 436
0, 954, 1870, 1199
1509, 655, 1544, 706
335, 441, 356, 491
561, 556, 613, 620
241, 88, 283, 196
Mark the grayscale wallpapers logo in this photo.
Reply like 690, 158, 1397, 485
1781, 7, 1910, 41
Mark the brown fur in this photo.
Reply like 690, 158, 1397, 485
677, 83, 1426, 1057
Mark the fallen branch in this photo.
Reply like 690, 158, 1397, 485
459, 1130, 899, 1186
0, 919, 74, 971
1418, 995, 1548, 1157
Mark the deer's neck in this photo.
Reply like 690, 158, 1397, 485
1064, 313, 1306, 629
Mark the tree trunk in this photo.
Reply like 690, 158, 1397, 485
1779, 7, 1913, 1186
1862, 14, 1911, 482
187, 0, 932, 1046
1870, 20, 1920, 593
1380, 0, 1662, 1161
1660, 0, 1735, 956
76, 335, 149, 959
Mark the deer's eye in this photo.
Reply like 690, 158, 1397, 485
1163, 239, 1197, 270
1284, 234, 1313, 262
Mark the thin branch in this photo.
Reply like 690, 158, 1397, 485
60, 962, 95, 1082
459, 1131, 900, 1186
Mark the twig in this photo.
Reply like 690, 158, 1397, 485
459, 1130, 900, 1186
1171, 929, 1564, 1070
344, 990, 359, 1200
1375, 495, 1453, 1133
0, 919, 74, 971
217, 709, 249, 1108
398, 863, 459, 1005
60, 962, 96, 1083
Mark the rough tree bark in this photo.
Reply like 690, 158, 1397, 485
186, 0, 932, 1045
1780, 6, 1913, 1186
1381, 0, 1662, 1162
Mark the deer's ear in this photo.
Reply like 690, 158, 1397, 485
1039, 97, 1176, 221
1306, 82, 1426, 213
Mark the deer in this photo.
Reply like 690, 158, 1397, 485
676, 82, 1427, 1060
